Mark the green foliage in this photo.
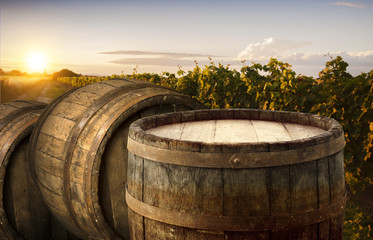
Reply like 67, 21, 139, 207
314, 57, 373, 193
58, 76, 108, 88
344, 199, 372, 240
57, 57, 373, 238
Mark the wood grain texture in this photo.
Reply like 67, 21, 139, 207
223, 168, 269, 216
127, 109, 346, 239
127, 153, 144, 240
0, 101, 58, 240
4, 138, 51, 240
270, 166, 291, 215
29, 79, 205, 239
146, 120, 326, 143
143, 159, 223, 216
290, 161, 318, 212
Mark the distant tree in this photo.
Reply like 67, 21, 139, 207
0, 68, 5, 76
8, 70, 25, 76
52, 69, 80, 80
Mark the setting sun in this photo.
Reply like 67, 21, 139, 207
27, 52, 47, 72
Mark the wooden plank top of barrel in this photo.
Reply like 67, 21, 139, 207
127, 108, 346, 240
28, 79, 205, 240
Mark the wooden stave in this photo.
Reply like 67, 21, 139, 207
127, 156, 346, 239
127, 109, 346, 239
29, 79, 205, 240
88, 94, 203, 239
0, 101, 51, 240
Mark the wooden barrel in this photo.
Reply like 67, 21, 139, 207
127, 109, 346, 240
0, 100, 50, 239
28, 79, 205, 239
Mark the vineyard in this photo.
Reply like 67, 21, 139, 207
58, 56, 373, 239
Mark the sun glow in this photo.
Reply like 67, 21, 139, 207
27, 51, 47, 72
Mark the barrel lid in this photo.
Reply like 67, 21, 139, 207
146, 119, 326, 143
128, 109, 345, 168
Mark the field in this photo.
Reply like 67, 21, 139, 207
0, 76, 72, 103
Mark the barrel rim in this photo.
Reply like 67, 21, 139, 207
127, 109, 345, 168
129, 109, 344, 153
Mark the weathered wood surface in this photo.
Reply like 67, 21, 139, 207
29, 79, 205, 239
146, 119, 326, 142
0, 101, 50, 240
127, 109, 346, 239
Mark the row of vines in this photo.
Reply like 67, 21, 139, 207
58, 56, 372, 239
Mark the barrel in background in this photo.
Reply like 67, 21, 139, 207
127, 109, 346, 240
0, 100, 50, 240
28, 79, 205, 239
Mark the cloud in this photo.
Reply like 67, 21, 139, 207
103, 49, 234, 69
110, 57, 241, 67
99, 40, 372, 77
279, 51, 373, 68
237, 38, 311, 60
99, 50, 221, 58
333, 2, 366, 8
338, 51, 373, 67
237, 38, 373, 67
290, 51, 373, 76
237, 38, 373, 76
347, 50, 373, 57
110, 57, 196, 67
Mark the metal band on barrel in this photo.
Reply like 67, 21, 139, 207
82, 83, 203, 238
65, 83, 168, 237
127, 134, 345, 168
0, 118, 38, 166
126, 188, 347, 231
0, 103, 45, 131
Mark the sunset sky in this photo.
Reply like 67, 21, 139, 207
1, 0, 372, 77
